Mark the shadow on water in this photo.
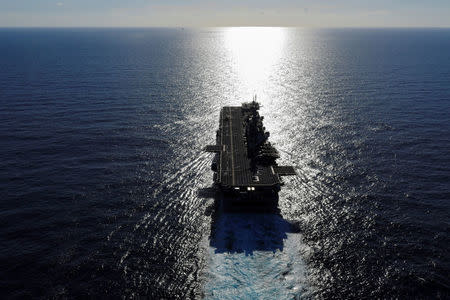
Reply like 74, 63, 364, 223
198, 188, 300, 256
199, 188, 308, 299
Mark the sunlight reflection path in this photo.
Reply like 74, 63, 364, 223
203, 27, 309, 299
224, 27, 287, 99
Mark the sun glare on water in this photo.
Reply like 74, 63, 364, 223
224, 27, 287, 95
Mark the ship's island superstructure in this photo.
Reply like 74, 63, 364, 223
204, 99, 296, 201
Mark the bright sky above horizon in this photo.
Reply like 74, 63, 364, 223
0, 0, 449, 27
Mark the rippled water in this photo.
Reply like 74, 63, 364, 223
0, 28, 449, 298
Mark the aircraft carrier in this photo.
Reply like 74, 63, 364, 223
204, 98, 296, 204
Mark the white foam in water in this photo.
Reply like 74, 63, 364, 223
204, 213, 309, 299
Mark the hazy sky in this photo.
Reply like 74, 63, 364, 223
0, 0, 449, 27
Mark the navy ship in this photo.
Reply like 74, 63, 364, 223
204, 98, 296, 205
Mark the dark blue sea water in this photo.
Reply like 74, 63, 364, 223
0, 28, 449, 299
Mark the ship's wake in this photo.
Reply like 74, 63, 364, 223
203, 202, 310, 299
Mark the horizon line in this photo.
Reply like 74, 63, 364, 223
1, 25, 450, 29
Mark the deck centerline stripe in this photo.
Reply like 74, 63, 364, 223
229, 107, 235, 186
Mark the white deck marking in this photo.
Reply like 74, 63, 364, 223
229, 107, 235, 186
219, 110, 224, 183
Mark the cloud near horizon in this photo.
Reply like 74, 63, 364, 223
0, 1, 449, 27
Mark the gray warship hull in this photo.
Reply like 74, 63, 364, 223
204, 101, 295, 205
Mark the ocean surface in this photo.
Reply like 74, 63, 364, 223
0, 28, 449, 299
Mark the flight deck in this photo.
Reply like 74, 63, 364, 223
204, 101, 295, 195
